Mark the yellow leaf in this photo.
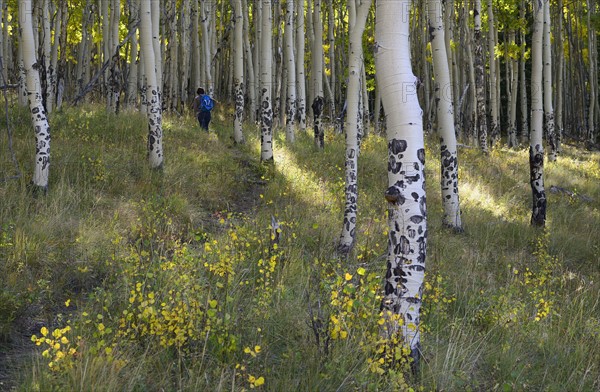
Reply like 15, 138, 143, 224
209, 300, 218, 309
345, 273, 353, 281
254, 345, 261, 353
254, 376, 265, 386
65, 299, 71, 307
357, 267, 366, 276
40, 327, 48, 337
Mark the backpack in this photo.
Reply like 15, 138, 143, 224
200, 95, 214, 112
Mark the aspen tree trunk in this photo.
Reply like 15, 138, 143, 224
20, 0, 51, 190
361, 65, 370, 136
192, 0, 202, 92
110, 0, 121, 112
201, 0, 214, 96
327, 0, 336, 117
587, 0, 597, 144
233, 0, 245, 144
180, 0, 191, 107
487, 0, 498, 146
127, 0, 140, 107
338, 0, 371, 254
555, 0, 563, 152
376, 0, 427, 365
530, 0, 546, 227
312, 0, 325, 149
260, 0, 274, 162
543, 0, 557, 161
296, 0, 307, 131
519, 0, 528, 143
0, 0, 4, 81
41, 0, 51, 113
55, 0, 67, 109
18, 38, 27, 106
140, 0, 164, 169
151, 0, 163, 96
242, 0, 256, 123
47, 0, 61, 114
305, 0, 314, 120
284, 0, 297, 142
507, 31, 519, 148
464, 2, 477, 144
255, 0, 262, 120
429, 0, 462, 230
474, 0, 488, 153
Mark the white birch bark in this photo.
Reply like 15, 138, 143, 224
140, 0, 164, 169
260, 0, 274, 162
530, 0, 546, 227
338, 0, 371, 254
296, 0, 307, 131
543, 0, 557, 161
20, 0, 51, 190
284, 0, 296, 142
233, 0, 245, 144
428, 0, 462, 230
18, 37, 27, 106
312, 0, 325, 148
180, 0, 191, 105
376, 0, 427, 364
587, 0, 596, 144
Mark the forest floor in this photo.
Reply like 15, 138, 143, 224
1, 103, 599, 391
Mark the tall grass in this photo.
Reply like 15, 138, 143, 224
1, 103, 598, 391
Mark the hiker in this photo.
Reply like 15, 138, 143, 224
193, 87, 215, 131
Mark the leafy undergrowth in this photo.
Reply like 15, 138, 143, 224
1, 103, 599, 391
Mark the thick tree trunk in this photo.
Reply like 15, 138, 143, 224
429, 0, 462, 231
260, 0, 274, 162
20, 0, 51, 190
140, 0, 164, 169
376, 0, 427, 366
338, 0, 371, 254
233, 0, 245, 144
201, 0, 214, 96
530, 0, 546, 227
242, 0, 256, 123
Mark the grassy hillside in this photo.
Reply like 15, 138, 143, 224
1, 104, 599, 391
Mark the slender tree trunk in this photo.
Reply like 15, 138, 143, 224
152, 0, 163, 96
429, 0, 462, 230
233, 0, 245, 144
555, 0, 564, 152
338, 0, 371, 254
464, 2, 476, 144
242, 0, 256, 123
507, 31, 519, 147
530, 0, 546, 227
127, 0, 140, 107
284, 0, 297, 142
487, 0, 498, 146
260, 0, 274, 162
48, 0, 61, 114
312, 0, 325, 149
20, 0, 51, 190
40, 0, 51, 113
327, 0, 336, 116
376, 0, 428, 367
543, 0, 557, 161
192, 0, 202, 92
140, 0, 164, 169
587, 0, 597, 144
519, 0, 529, 143
474, 0, 488, 153
296, 0, 307, 130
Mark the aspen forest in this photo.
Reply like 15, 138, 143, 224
1, 0, 599, 390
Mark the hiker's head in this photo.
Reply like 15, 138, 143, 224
197, 88, 205, 95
